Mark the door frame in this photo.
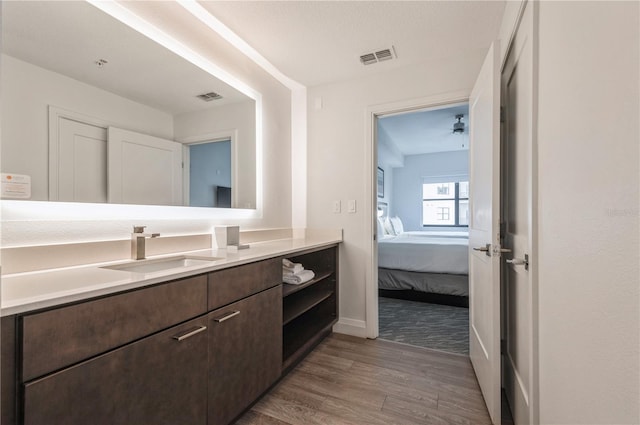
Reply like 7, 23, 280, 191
364, 91, 470, 339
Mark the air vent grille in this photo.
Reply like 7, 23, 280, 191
196, 92, 223, 101
360, 53, 377, 65
360, 46, 396, 65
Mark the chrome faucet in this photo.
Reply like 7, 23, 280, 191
131, 226, 160, 260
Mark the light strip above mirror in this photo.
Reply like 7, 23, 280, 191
176, 0, 304, 91
86, 0, 263, 217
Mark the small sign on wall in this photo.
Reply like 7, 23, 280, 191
1, 173, 31, 199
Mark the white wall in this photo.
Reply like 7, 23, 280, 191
376, 123, 403, 213
536, 2, 639, 423
307, 54, 486, 330
1, 2, 292, 248
392, 150, 468, 231
175, 100, 257, 209
1, 55, 174, 201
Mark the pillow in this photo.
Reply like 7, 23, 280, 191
383, 217, 396, 235
389, 216, 404, 235
377, 218, 385, 237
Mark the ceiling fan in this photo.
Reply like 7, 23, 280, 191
452, 114, 465, 134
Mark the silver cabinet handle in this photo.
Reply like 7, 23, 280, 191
213, 310, 240, 323
506, 254, 529, 270
172, 325, 207, 342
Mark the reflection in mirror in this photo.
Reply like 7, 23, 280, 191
1, 1, 257, 209
188, 139, 232, 208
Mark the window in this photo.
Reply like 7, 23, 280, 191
422, 181, 469, 227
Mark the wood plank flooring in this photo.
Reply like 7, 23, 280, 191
236, 333, 492, 425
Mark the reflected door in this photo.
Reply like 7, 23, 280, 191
55, 118, 108, 203
108, 127, 183, 206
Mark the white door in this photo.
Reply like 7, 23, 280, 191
502, 2, 536, 423
468, 41, 501, 425
54, 118, 108, 203
108, 127, 183, 206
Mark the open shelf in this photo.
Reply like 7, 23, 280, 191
282, 319, 335, 371
283, 289, 333, 325
283, 297, 337, 368
282, 271, 333, 297
281, 245, 338, 371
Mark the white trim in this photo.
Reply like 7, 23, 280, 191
365, 91, 470, 339
333, 318, 367, 338
178, 131, 238, 208
291, 87, 308, 229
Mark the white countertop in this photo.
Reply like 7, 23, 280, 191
1, 236, 341, 316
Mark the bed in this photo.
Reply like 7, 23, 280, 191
377, 217, 469, 307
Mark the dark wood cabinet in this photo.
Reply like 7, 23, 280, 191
23, 316, 208, 425
2, 246, 338, 425
208, 258, 281, 310
208, 285, 282, 425
282, 245, 339, 371
21, 274, 207, 381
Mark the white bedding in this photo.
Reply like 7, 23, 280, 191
378, 233, 469, 274
401, 230, 468, 239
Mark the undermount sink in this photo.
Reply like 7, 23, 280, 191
101, 255, 222, 274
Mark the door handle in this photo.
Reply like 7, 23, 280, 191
172, 325, 207, 342
213, 310, 240, 323
506, 254, 529, 270
473, 244, 491, 256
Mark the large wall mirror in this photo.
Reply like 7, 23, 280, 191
1, 1, 257, 209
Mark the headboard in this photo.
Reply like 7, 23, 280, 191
377, 201, 388, 219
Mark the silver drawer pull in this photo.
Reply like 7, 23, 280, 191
172, 325, 207, 342
213, 310, 240, 323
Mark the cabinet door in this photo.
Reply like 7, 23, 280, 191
23, 316, 208, 425
208, 285, 282, 425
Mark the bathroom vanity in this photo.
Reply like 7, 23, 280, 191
1, 238, 339, 425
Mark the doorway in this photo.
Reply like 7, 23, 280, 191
181, 132, 237, 208
375, 102, 471, 356
187, 139, 232, 208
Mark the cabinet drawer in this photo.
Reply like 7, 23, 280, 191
208, 258, 281, 310
22, 274, 207, 381
23, 316, 208, 425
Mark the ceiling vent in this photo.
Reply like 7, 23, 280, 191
360, 46, 396, 65
196, 92, 223, 102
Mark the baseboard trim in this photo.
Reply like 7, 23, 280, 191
333, 318, 367, 338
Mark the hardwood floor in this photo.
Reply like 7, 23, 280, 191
236, 333, 493, 425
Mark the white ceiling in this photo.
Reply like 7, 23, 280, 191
378, 104, 469, 156
199, 0, 506, 87
2, 1, 250, 116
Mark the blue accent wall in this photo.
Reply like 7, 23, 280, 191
392, 150, 468, 231
189, 140, 231, 207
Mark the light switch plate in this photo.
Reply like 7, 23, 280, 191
333, 200, 341, 213
347, 200, 356, 213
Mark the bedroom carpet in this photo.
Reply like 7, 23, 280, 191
378, 296, 469, 355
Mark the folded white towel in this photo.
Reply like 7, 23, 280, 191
282, 258, 298, 268
282, 258, 304, 274
283, 269, 315, 285
283, 264, 304, 274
